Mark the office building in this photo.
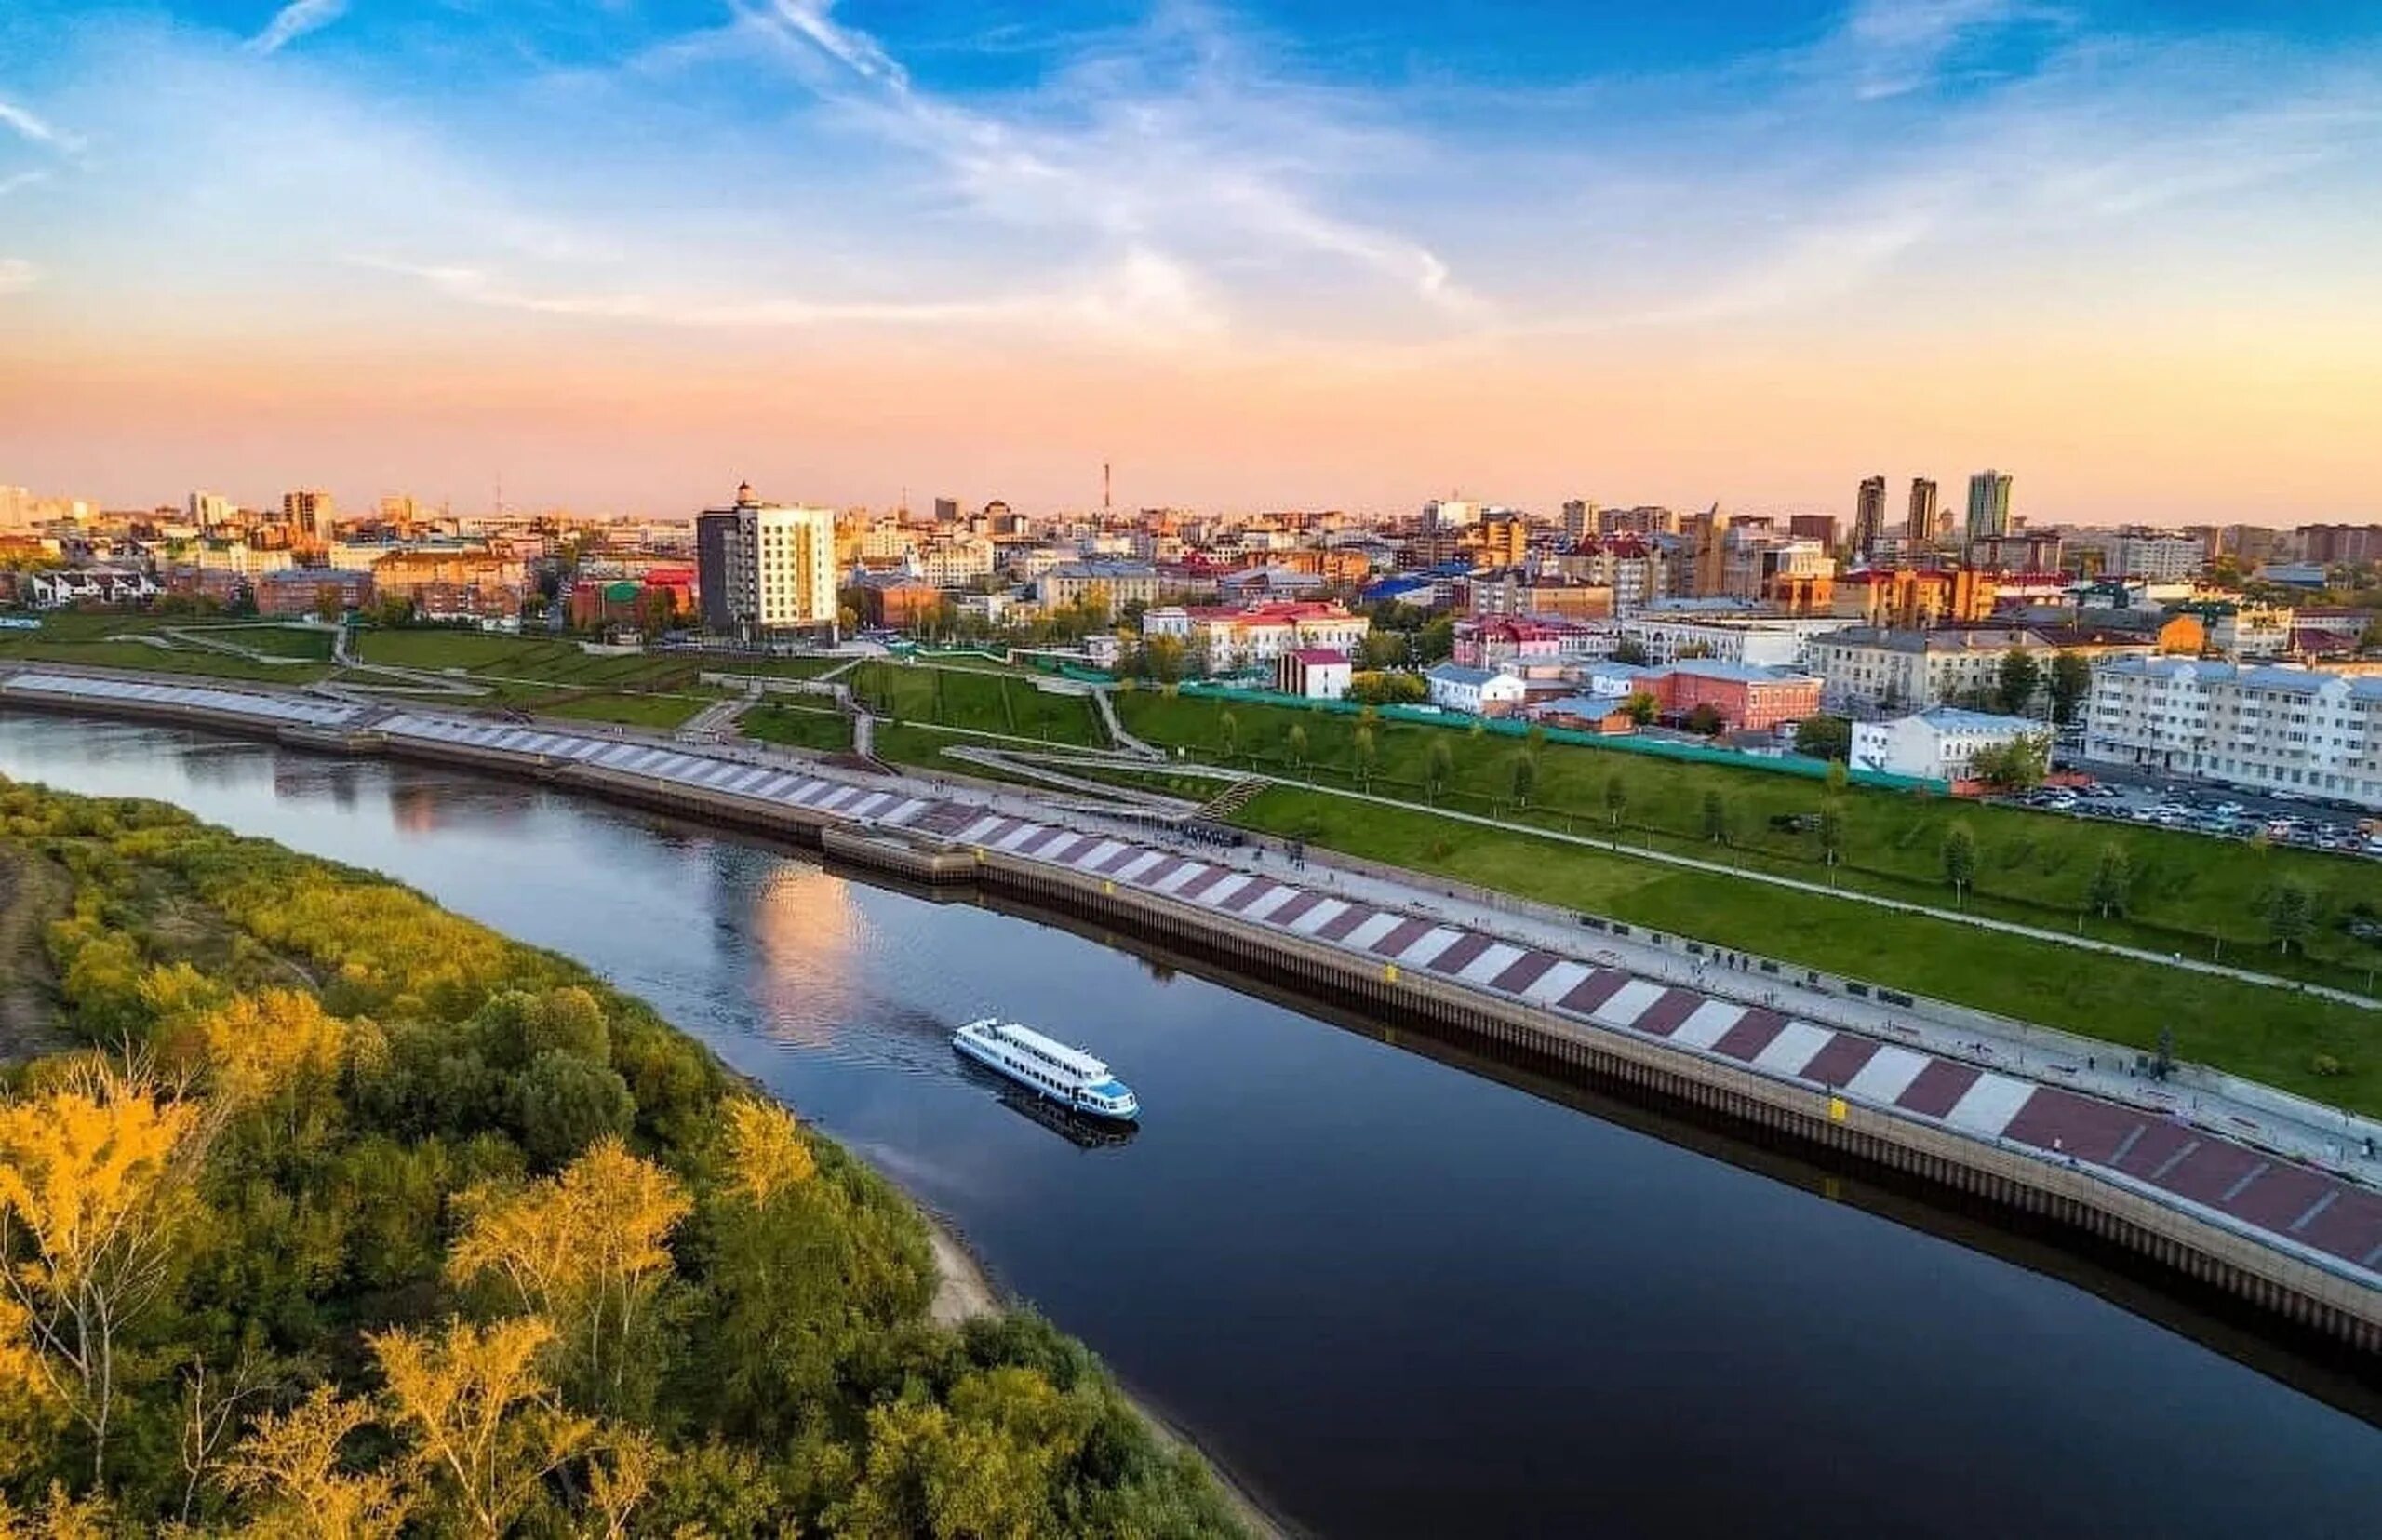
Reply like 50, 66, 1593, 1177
1907, 478, 1939, 545
282, 489, 336, 538
186, 491, 234, 529
1560, 500, 1597, 542
1788, 513, 1840, 549
693, 481, 838, 638
1964, 470, 2012, 548
1853, 476, 1887, 556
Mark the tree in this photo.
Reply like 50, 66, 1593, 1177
1795, 715, 1853, 762
1217, 710, 1238, 761
1701, 789, 1730, 844
2086, 843, 2133, 918
1425, 739, 1454, 800
224, 1385, 413, 1540
1352, 727, 1378, 787
1683, 703, 1726, 737
0, 1060, 211, 1480
448, 1136, 691, 1413
1602, 771, 1627, 828
508, 1051, 634, 1170
1997, 646, 2041, 716
1825, 758, 1849, 797
2266, 880, 2316, 955
1621, 691, 1657, 726
369, 1316, 594, 1540
1610, 637, 1649, 665
1967, 733, 2050, 789
1817, 802, 1845, 867
1285, 724, 1308, 770
1509, 753, 1537, 809
2048, 651, 2092, 725
1942, 823, 1978, 903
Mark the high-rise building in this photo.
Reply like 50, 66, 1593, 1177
1788, 513, 1840, 548
282, 489, 336, 538
1907, 478, 1939, 545
0, 487, 32, 529
187, 491, 234, 529
694, 481, 838, 638
1964, 470, 2012, 548
1424, 498, 1480, 531
1853, 475, 1886, 556
1560, 500, 1596, 542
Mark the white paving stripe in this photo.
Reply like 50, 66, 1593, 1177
1241, 885, 1303, 921
1455, 942, 1525, 984
1289, 897, 1349, 934
880, 797, 929, 825
1073, 839, 1126, 870
1752, 1021, 1834, 1077
1593, 978, 1669, 1029
1944, 1074, 2038, 1138
1154, 863, 1211, 894
1843, 1046, 1933, 1105
849, 792, 895, 817
1342, 912, 1405, 950
1657, 1001, 1733, 1049
1198, 872, 1254, 906
1397, 927, 1467, 968
1522, 959, 1591, 1004
1670, 998, 1745, 1048
1037, 834, 1089, 864
996, 823, 1048, 852
1116, 850, 1170, 883
816, 786, 863, 811
952, 814, 1002, 842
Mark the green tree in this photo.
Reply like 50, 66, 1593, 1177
1601, 770, 1627, 828
1795, 715, 1853, 761
1825, 758, 1849, 797
1621, 691, 1657, 726
1967, 733, 2050, 789
1285, 724, 1308, 770
1610, 638, 1649, 665
1817, 803, 1845, 867
1352, 727, 1378, 787
1701, 789, 1730, 844
2267, 880, 2316, 955
1425, 739, 1454, 800
2085, 843, 2133, 918
1684, 703, 1726, 737
1509, 753, 1537, 809
1942, 823, 1978, 903
509, 1052, 635, 1170
2048, 651, 2092, 725
1997, 647, 2042, 716
1217, 710, 1238, 761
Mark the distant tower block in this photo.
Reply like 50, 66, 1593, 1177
1104, 462, 1113, 515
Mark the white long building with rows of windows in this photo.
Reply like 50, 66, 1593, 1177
2081, 657, 2382, 809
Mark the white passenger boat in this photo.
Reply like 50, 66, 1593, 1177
953, 1017, 1140, 1122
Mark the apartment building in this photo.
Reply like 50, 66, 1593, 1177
692, 482, 837, 637
1039, 560, 1165, 612
1852, 707, 2042, 783
1618, 612, 1852, 668
1141, 601, 1370, 668
1806, 626, 2070, 712
2083, 658, 2382, 808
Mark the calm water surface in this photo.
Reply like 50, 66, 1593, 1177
6, 714, 2379, 1538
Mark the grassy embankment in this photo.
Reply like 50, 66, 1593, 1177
0, 779, 1246, 1535
0, 612, 335, 682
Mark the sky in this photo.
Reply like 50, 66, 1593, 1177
1, 1, 2378, 523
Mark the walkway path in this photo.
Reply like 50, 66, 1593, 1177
952, 746, 2382, 1012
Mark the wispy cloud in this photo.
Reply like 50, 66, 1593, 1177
0, 170, 50, 200
732, 0, 1476, 327
248, 0, 349, 57
1809, 0, 2070, 100
0, 96, 82, 153
0, 258, 38, 295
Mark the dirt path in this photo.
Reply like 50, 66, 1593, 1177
0, 845, 70, 1065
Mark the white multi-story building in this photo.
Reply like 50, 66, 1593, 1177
194, 541, 296, 577
914, 537, 995, 587
2082, 658, 2382, 808
694, 482, 837, 636
1425, 663, 1529, 716
1807, 625, 2077, 713
1851, 707, 2044, 783
1618, 613, 1851, 668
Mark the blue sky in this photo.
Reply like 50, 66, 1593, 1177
3, 3, 2379, 517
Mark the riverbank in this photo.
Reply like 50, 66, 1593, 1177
921, 1208, 1296, 1540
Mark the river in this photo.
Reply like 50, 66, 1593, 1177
5, 713, 2379, 1538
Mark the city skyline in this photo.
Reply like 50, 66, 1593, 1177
4, 2, 2379, 519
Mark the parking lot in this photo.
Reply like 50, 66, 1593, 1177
1994, 768, 2382, 862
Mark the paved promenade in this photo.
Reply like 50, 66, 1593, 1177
6, 666, 2380, 1299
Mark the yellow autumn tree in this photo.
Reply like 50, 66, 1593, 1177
0, 1059, 210, 1480
447, 1137, 690, 1411
223, 1384, 412, 1540
196, 991, 350, 1149
723, 1096, 815, 1204
369, 1317, 593, 1540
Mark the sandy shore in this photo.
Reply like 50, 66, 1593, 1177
921, 1209, 1297, 1540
